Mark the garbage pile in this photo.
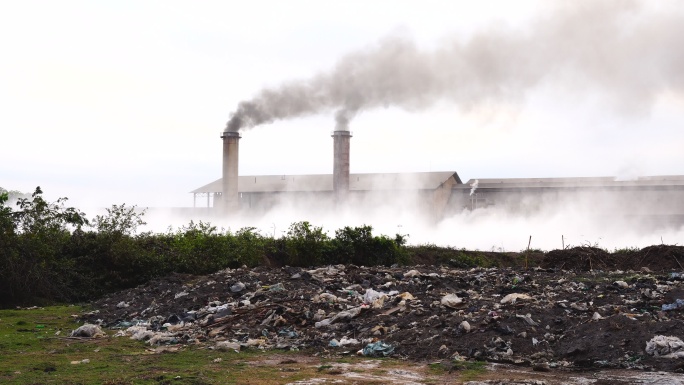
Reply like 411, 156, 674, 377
80, 263, 684, 372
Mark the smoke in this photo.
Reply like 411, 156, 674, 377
470, 180, 479, 196
225, 1, 684, 132
334, 108, 358, 131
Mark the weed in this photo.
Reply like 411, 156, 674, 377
450, 251, 495, 268
452, 360, 487, 381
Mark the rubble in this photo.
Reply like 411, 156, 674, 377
79, 260, 684, 372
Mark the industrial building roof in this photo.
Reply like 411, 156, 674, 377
454, 175, 684, 191
191, 171, 461, 194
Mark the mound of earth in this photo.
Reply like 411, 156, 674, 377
80, 258, 684, 373
540, 245, 684, 272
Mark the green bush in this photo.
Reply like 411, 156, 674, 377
234, 227, 271, 267
284, 221, 330, 266
331, 225, 409, 266
0, 187, 412, 306
0, 187, 87, 304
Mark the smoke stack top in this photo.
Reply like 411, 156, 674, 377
225, 1, 684, 133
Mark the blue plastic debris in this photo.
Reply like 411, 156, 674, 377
662, 299, 684, 311
278, 327, 298, 338
362, 341, 395, 357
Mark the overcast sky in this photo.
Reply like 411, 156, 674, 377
1, 0, 683, 210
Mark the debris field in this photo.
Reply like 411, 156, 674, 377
80, 245, 684, 373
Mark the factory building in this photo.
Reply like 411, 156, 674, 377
190, 129, 684, 223
450, 176, 684, 223
192, 171, 461, 219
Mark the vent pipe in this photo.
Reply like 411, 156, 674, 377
332, 130, 352, 203
220, 131, 241, 212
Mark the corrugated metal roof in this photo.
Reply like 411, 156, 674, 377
191, 171, 460, 193
454, 175, 684, 190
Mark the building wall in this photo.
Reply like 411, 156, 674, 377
237, 189, 439, 219
447, 186, 684, 220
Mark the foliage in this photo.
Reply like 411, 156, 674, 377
613, 246, 640, 254
93, 204, 147, 235
284, 221, 330, 266
0, 186, 31, 206
235, 226, 272, 267
331, 225, 409, 266
0, 187, 412, 306
449, 251, 494, 268
0, 187, 88, 304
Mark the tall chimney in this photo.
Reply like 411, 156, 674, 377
332, 130, 352, 203
220, 131, 241, 212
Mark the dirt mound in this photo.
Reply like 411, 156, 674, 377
542, 247, 614, 271
80, 262, 684, 373
635, 245, 684, 271
541, 245, 684, 272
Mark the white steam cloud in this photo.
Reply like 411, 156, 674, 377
140, 193, 684, 252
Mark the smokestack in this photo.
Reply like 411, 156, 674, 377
332, 130, 352, 203
220, 131, 241, 212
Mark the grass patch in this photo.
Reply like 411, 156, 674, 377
2, 306, 464, 384
452, 360, 487, 381
0, 305, 292, 384
428, 360, 487, 381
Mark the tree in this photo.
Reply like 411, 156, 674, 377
0, 187, 88, 304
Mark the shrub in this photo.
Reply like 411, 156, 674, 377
234, 227, 270, 267
0, 187, 88, 304
332, 225, 409, 266
284, 221, 330, 266
0, 187, 413, 306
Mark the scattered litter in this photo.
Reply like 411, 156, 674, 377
70, 359, 90, 364
360, 341, 394, 357
516, 314, 539, 326
397, 292, 415, 300
230, 282, 246, 292
441, 294, 464, 308
501, 293, 532, 304
403, 270, 421, 278
216, 341, 241, 352
363, 289, 386, 308
662, 299, 684, 311
645, 335, 684, 358
266, 282, 285, 292
70, 324, 106, 338
77, 261, 684, 371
